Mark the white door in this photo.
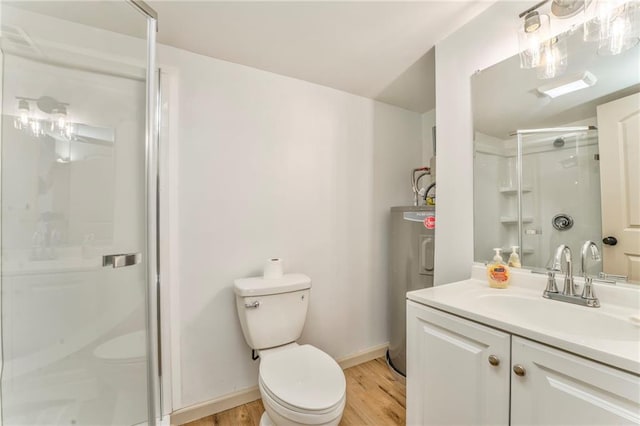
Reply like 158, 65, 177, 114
511, 337, 640, 425
597, 92, 640, 282
406, 302, 510, 426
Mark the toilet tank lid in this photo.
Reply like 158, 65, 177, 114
234, 273, 311, 297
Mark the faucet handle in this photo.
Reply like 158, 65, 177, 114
581, 276, 600, 307
543, 270, 559, 296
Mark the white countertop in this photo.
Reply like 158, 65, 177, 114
407, 264, 640, 375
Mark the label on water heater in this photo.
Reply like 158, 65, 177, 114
403, 211, 432, 222
424, 216, 436, 230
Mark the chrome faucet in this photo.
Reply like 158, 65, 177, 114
552, 244, 576, 296
580, 240, 601, 307
543, 243, 601, 308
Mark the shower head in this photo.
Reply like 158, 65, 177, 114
553, 137, 565, 148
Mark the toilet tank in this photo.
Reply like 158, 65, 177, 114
234, 274, 311, 350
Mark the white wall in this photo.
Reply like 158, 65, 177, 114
422, 109, 436, 171
434, 1, 523, 285
157, 45, 423, 409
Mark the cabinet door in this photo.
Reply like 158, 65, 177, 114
511, 337, 640, 425
406, 302, 510, 426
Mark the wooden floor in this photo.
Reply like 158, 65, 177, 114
183, 357, 406, 426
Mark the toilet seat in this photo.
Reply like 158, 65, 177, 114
259, 344, 346, 422
259, 379, 345, 425
94, 330, 146, 363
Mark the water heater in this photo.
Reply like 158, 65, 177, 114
387, 205, 435, 377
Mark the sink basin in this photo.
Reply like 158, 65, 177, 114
476, 293, 640, 341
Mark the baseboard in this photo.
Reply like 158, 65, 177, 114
169, 342, 389, 425
170, 386, 261, 425
336, 342, 389, 370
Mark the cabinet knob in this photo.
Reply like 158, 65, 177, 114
488, 355, 500, 366
513, 364, 526, 376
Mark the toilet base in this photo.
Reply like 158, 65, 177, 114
259, 406, 342, 426
260, 412, 275, 426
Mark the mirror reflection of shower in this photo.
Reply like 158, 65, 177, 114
474, 126, 602, 272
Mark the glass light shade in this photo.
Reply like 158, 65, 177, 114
584, 0, 619, 41
65, 123, 76, 140
584, 0, 640, 54
52, 106, 67, 130
54, 113, 67, 130
519, 13, 551, 68
18, 99, 30, 125
537, 37, 569, 79
13, 118, 24, 130
30, 119, 44, 137
598, 1, 639, 54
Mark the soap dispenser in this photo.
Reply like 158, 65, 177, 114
508, 246, 522, 268
487, 248, 511, 289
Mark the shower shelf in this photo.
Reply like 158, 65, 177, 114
500, 216, 533, 224
501, 247, 535, 255
498, 186, 532, 194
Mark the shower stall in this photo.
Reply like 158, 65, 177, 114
0, 2, 161, 424
474, 126, 602, 272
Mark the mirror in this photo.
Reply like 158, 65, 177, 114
472, 24, 640, 283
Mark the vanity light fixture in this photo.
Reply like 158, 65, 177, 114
517, 1, 579, 72
537, 70, 598, 97
518, 0, 639, 78
13, 96, 75, 140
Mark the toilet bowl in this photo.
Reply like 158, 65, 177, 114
234, 273, 347, 426
258, 344, 346, 426
93, 330, 147, 424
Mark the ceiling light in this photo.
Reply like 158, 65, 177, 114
537, 71, 598, 97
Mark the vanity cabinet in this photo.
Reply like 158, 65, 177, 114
407, 301, 640, 426
511, 337, 640, 426
406, 301, 510, 426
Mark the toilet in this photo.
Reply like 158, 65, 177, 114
93, 330, 147, 424
234, 273, 346, 426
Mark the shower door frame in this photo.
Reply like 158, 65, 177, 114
128, 1, 163, 424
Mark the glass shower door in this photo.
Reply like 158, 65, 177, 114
0, 2, 157, 424
518, 128, 602, 272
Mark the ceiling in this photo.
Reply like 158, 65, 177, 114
7, 1, 494, 113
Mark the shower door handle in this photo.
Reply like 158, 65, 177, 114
102, 253, 142, 268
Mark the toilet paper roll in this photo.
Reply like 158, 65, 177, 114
263, 258, 284, 279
